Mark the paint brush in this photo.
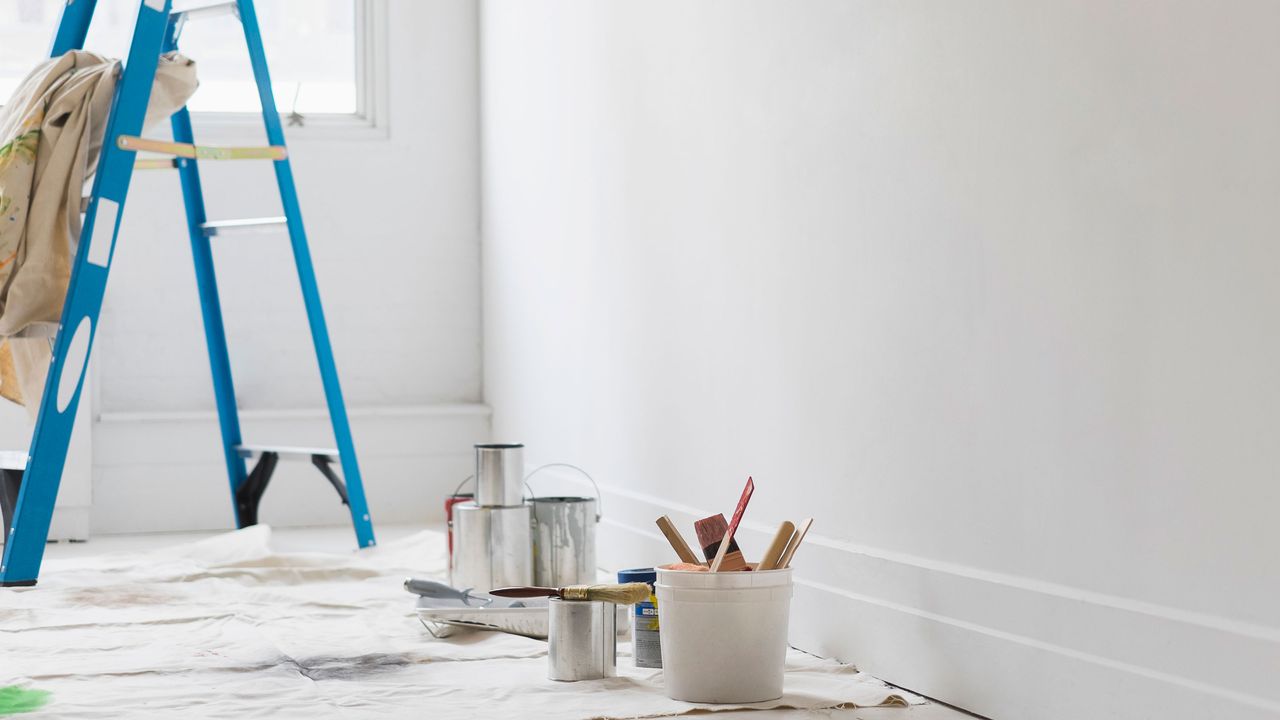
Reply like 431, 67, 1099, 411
710, 477, 755, 572
489, 583, 652, 605
693, 514, 742, 566
656, 515, 701, 564
758, 520, 795, 571
777, 517, 813, 568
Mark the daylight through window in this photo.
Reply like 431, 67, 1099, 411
0, 0, 358, 116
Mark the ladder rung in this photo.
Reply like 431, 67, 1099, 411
117, 136, 287, 161
200, 217, 288, 237
172, 2, 239, 23
135, 158, 179, 170
0, 452, 28, 471
235, 445, 339, 462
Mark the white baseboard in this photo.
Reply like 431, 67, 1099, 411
585, 477, 1280, 720
91, 404, 490, 535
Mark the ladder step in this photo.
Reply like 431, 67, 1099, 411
135, 158, 179, 170
235, 445, 339, 462
172, 2, 239, 23
117, 135, 287, 161
200, 217, 288, 237
0, 452, 28, 471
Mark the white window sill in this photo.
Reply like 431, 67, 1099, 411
189, 111, 389, 142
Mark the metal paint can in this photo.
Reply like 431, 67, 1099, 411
450, 501, 534, 591
444, 492, 474, 571
618, 567, 661, 668
531, 496, 598, 587
474, 443, 524, 507
547, 598, 617, 681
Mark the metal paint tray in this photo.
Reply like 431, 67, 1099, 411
414, 595, 549, 640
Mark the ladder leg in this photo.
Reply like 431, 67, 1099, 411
165, 9, 250, 527
169, 106, 250, 525
50, 0, 98, 55
236, 0, 375, 548
1, 0, 173, 586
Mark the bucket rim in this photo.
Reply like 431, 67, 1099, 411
656, 565, 793, 588
656, 564, 793, 574
530, 495, 595, 504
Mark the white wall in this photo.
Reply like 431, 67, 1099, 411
480, 2, 1280, 719
0, 0, 488, 537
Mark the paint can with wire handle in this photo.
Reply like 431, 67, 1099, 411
527, 464, 601, 587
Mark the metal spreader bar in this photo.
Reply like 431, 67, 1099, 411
200, 216, 287, 237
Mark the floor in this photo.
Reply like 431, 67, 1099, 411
39, 525, 981, 720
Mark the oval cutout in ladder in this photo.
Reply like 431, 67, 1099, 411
56, 317, 92, 413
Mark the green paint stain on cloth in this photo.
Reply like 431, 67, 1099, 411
0, 686, 50, 715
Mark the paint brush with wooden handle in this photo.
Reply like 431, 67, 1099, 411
489, 583, 652, 604
757, 520, 795, 570
656, 515, 701, 564
710, 476, 755, 572
693, 514, 746, 570
776, 517, 813, 568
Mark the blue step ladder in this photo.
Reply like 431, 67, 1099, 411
0, 0, 376, 586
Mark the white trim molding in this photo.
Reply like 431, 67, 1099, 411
566, 471, 1280, 720
91, 404, 489, 534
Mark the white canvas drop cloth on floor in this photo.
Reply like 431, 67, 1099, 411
0, 527, 921, 718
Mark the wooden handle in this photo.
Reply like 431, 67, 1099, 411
488, 586, 558, 598
777, 518, 813, 568
656, 515, 701, 564
758, 521, 796, 571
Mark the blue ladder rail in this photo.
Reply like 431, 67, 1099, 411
1, 0, 375, 587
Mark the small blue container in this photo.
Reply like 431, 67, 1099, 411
618, 567, 661, 668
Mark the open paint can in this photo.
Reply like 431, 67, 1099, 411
474, 443, 524, 507
527, 464, 601, 587
530, 496, 598, 587
444, 492, 474, 571
547, 597, 616, 681
450, 501, 534, 592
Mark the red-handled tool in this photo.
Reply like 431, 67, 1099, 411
710, 476, 755, 572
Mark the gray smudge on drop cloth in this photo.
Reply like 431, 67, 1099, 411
288, 653, 415, 681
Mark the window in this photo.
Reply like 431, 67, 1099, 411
0, 0, 372, 123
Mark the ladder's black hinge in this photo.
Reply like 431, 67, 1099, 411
311, 455, 349, 506
1, 468, 23, 545
234, 451, 279, 528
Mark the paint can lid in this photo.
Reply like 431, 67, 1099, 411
617, 567, 657, 585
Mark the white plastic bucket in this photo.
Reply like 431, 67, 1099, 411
655, 566, 793, 703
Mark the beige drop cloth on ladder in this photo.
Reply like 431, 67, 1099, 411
0, 527, 922, 719
0, 50, 197, 410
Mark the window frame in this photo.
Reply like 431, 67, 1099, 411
184, 0, 389, 140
